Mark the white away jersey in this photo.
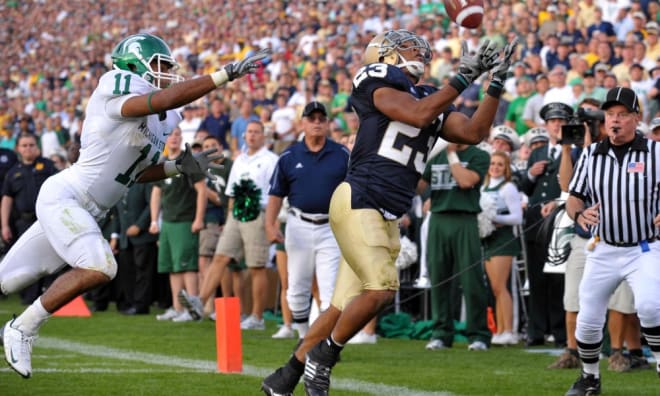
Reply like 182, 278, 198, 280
65, 69, 181, 208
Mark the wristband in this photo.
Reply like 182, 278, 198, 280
163, 160, 180, 177
210, 69, 229, 87
448, 75, 469, 93
486, 81, 503, 98
447, 151, 460, 166
147, 92, 156, 113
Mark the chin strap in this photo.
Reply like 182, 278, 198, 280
395, 53, 425, 79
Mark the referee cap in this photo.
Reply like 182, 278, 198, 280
302, 101, 328, 117
601, 86, 640, 113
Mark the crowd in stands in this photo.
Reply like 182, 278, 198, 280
3, 0, 660, 363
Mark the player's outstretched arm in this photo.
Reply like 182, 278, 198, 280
121, 48, 271, 118
442, 37, 519, 144
374, 40, 501, 130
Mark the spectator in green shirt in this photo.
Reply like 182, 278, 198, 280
505, 77, 534, 135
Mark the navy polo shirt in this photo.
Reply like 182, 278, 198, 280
269, 138, 349, 214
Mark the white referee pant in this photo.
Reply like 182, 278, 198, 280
285, 210, 340, 321
576, 240, 660, 344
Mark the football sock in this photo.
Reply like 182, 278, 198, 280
14, 297, 50, 336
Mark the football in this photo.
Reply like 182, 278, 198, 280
444, 0, 484, 29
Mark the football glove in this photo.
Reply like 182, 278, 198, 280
224, 48, 272, 81
455, 39, 499, 88
491, 37, 519, 85
175, 143, 224, 179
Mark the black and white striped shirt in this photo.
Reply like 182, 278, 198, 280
569, 134, 660, 245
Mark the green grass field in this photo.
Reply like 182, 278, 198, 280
0, 294, 657, 396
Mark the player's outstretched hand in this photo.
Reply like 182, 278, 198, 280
175, 143, 224, 179
490, 37, 519, 84
224, 48, 272, 81
454, 39, 498, 89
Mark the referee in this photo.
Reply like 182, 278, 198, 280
265, 101, 349, 339
565, 87, 660, 395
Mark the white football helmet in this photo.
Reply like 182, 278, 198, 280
364, 30, 432, 80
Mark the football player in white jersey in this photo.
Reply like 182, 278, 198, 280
0, 33, 270, 378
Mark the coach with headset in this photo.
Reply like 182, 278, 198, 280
564, 87, 660, 395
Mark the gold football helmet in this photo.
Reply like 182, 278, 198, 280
364, 30, 432, 80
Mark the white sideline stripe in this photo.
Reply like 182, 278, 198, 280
0, 367, 203, 374
38, 337, 455, 396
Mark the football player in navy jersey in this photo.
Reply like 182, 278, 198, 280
262, 30, 518, 396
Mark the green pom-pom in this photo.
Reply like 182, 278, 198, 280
232, 178, 262, 222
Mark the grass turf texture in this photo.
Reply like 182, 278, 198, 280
0, 294, 657, 396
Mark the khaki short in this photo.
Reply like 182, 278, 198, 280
199, 223, 221, 257
214, 211, 269, 268
328, 183, 400, 311
564, 235, 635, 313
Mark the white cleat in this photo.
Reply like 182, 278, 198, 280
3, 318, 36, 378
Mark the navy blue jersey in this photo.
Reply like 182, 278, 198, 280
269, 138, 350, 214
346, 63, 453, 217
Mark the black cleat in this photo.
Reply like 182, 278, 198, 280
565, 372, 601, 396
261, 365, 301, 396
303, 341, 339, 396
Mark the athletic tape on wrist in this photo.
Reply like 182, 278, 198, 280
210, 69, 229, 87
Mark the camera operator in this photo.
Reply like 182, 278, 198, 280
546, 98, 646, 372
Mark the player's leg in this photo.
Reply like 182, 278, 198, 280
3, 176, 118, 378
303, 183, 399, 395
0, 222, 66, 296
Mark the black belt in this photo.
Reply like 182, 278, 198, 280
299, 214, 329, 225
289, 209, 329, 225
604, 237, 658, 247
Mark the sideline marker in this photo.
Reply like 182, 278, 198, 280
215, 297, 242, 373
53, 295, 92, 317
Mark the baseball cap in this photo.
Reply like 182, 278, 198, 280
594, 63, 609, 73
633, 11, 646, 20
302, 101, 328, 117
540, 102, 574, 121
601, 86, 640, 113
584, 70, 595, 78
